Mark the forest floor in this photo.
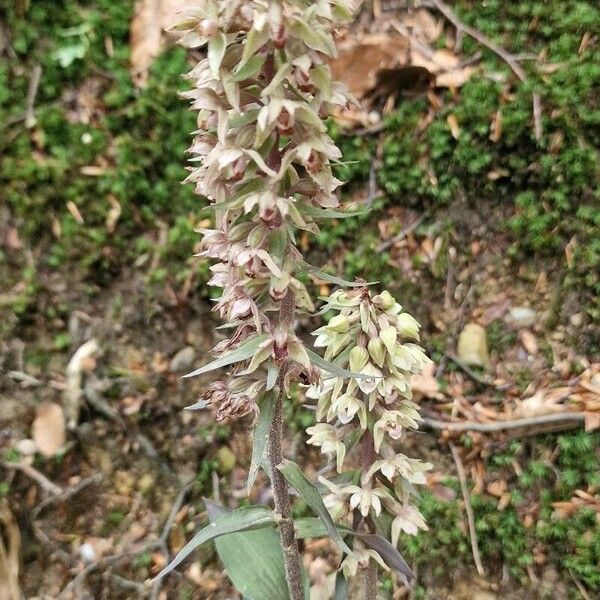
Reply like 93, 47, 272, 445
1, 1, 599, 599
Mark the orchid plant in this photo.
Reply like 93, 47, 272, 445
153, 1, 432, 598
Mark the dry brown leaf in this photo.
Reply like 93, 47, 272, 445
435, 65, 477, 88
130, 0, 189, 87
447, 113, 460, 139
584, 412, 600, 432
489, 109, 503, 142
0, 500, 21, 600
32, 402, 66, 457
329, 34, 411, 99
411, 362, 443, 400
519, 330, 538, 355
457, 323, 490, 368
487, 480, 507, 498
514, 389, 572, 418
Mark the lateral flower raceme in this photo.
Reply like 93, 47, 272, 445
307, 286, 432, 562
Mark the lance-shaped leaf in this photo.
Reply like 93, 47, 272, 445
153, 504, 276, 581
300, 205, 369, 219
183, 334, 268, 378
306, 348, 371, 380
298, 261, 377, 288
359, 533, 414, 587
278, 459, 351, 554
294, 517, 352, 540
335, 572, 348, 600
247, 394, 276, 493
206, 501, 294, 600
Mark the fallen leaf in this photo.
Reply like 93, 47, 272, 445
66, 201, 84, 225
32, 402, 66, 457
514, 389, 571, 418
410, 362, 443, 400
130, 0, 189, 86
519, 330, 538, 355
329, 34, 411, 99
447, 113, 460, 139
457, 323, 489, 368
0, 500, 21, 600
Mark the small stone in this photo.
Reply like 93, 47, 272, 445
170, 346, 196, 373
137, 473, 156, 494
216, 447, 236, 474
80, 542, 96, 564
472, 593, 496, 600
506, 306, 537, 328
570, 312, 583, 327
15, 439, 38, 456
457, 323, 489, 367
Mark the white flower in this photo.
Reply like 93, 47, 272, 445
391, 505, 428, 544
306, 423, 347, 472
356, 362, 382, 395
366, 454, 432, 484
341, 548, 389, 578
329, 393, 366, 428
344, 485, 392, 517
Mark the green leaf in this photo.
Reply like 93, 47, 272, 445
294, 517, 352, 540
335, 572, 348, 600
206, 501, 290, 600
208, 32, 227, 76
300, 205, 369, 219
183, 334, 268, 378
153, 504, 276, 581
278, 460, 351, 554
299, 262, 377, 287
248, 394, 276, 492
306, 348, 371, 380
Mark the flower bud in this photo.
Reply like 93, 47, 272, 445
396, 313, 420, 340
349, 346, 369, 372
326, 314, 349, 333
367, 338, 386, 367
379, 325, 397, 353
200, 19, 218, 37
373, 290, 395, 310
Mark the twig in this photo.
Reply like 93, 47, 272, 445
57, 482, 191, 598
31, 474, 103, 519
0, 461, 63, 496
443, 352, 496, 387
110, 573, 147, 593
149, 481, 193, 599
422, 411, 585, 433
430, 0, 526, 81
377, 212, 427, 252
449, 443, 485, 577
532, 93, 543, 141
25, 64, 42, 128
56, 540, 164, 599
569, 569, 592, 600
7, 370, 42, 387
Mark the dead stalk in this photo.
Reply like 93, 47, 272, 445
449, 443, 485, 577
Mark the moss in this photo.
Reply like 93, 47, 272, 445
402, 432, 600, 589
